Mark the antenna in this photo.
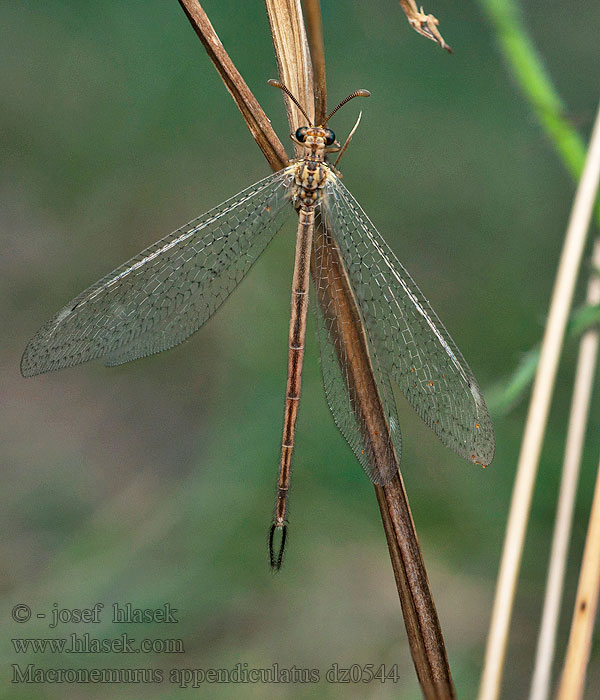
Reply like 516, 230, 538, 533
267, 79, 312, 125
324, 89, 370, 124
268, 79, 371, 127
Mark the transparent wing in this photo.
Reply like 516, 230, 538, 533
322, 174, 495, 466
21, 168, 294, 377
311, 216, 401, 485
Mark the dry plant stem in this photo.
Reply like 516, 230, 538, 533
284, 2, 454, 697
374, 483, 455, 697
265, 0, 314, 137
311, 226, 455, 698
530, 237, 600, 700
178, 1, 454, 696
478, 100, 600, 700
177, 0, 288, 171
556, 451, 600, 700
301, 0, 327, 125
398, 0, 453, 53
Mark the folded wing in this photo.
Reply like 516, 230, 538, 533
320, 175, 495, 467
311, 213, 401, 485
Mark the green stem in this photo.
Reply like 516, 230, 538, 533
479, 0, 600, 226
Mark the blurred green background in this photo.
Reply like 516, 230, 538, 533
2, 1, 599, 698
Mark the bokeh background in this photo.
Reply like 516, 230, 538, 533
2, 1, 599, 698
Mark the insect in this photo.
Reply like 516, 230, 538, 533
21, 80, 495, 569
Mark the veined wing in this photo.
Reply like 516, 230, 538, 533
21, 168, 294, 377
322, 174, 495, 467
311, 215, 401, 485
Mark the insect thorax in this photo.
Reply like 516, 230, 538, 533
291, 159, 329, 209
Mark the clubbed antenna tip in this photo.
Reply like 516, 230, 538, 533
324, 89, 370, 124
267, 79, 312, 125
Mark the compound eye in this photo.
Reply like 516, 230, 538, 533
324, 129, 335, 146
295, 127, 308, 143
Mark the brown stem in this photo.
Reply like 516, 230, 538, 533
311, 219, 455, 697
177, 0, 454, 696
177, 0, 288, 171
399, 0, 453, 53
302, 0, 327, 125
303, 6, 454, 696
264, 0, 314, 149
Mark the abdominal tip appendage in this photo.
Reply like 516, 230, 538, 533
269, 523, 288, 571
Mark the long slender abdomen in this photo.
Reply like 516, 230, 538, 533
273, 205, 315, 531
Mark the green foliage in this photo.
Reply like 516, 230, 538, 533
489, 303, 600, 414
479, 0, 600, 226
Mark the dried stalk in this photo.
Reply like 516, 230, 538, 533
301, 0, 327, 125
310, 224, 454, 698
478, 100, 600, 700
398, 0, 453, 53
529, 237, 600, 700
178, 1, 454, 696
556, 451, 600, 700
177, 0, 288, 170
300, 5, 454, 698
265, 0, 314, 136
